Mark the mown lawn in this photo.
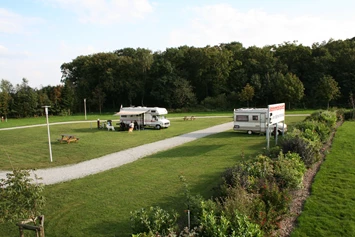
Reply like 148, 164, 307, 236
291, 121, 355, 237
0, 113, 306, 170
0, 117, 232, 170
0, 129, 268, 236
0, 115, 306, 237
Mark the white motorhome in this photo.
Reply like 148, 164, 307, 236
114, 106, 170, 129
233, 108, 287, 135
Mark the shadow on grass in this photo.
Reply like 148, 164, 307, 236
84, 220, 131, 237
150, 145, 225, 158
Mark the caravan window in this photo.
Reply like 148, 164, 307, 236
252, 115, 259, 121
121, 115, 127, 118
236, 115, 249, 121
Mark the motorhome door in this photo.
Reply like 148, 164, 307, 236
260, 113, 266, 129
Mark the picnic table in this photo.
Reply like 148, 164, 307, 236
58, 134, 79, 144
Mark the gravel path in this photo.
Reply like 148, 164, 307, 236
0, 122, 233, 185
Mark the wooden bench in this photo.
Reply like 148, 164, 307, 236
17, 215, 45, 237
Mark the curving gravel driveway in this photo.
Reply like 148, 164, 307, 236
0, 122, 233, 185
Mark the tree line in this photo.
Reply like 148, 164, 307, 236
1, 37, 355, 118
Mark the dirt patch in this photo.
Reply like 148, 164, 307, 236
276, 120, 343, 237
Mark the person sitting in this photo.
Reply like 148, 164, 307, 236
128, 121, 134, 132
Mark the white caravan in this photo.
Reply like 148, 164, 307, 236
233, 108, 287, 135
114, 106, 170, 129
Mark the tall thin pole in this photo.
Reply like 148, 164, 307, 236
43, 106, 53, 162
84, 98, 87, 120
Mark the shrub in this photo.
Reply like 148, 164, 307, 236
305, 110, 337, 128
198, 201, 263, 237
294, 121, 331, 143
342, 109, 355, 120
0, 169, 45, 224
222, 155, 275, 192
280, 135, 320, 167
262, 146, 282, 159
201, 94, 228, 110
179, 175, 206, 228
130, 206, 179, 235
250, 181, 291, 235
273, 152, 306, 189
221, 163, 252, 191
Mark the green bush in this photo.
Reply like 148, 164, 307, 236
280, 135, 321, 167
294, 121, 330, 143
0, 169, 45, 224
262, 146, 282, 159
130, 206, 179, 236
198, 201, 263, 237
273, 152, 306, 189
250, 181, 291, 235
221, 185, 255, 219
222, 155, 275, 192
342, 109, 355, 120
305, 110, 337, 128
201, 94, 229, 110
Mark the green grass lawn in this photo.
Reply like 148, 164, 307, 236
291, 121, 355, 237
0, 113, 306, 170
0, 117, 232, 170
0, 130, 269, 237
0, 115, 307, 237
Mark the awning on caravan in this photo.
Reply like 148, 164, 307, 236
113, 110, 148, 116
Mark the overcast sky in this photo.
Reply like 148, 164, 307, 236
1, 0, 354, 89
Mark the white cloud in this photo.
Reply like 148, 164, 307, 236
168, 4, 355, 48
0, 8, 44, 34
0, 44, 31, 59
42, 0, 154, 24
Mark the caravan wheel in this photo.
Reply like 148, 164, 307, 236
247, 130, 252, 135
155, 124, 161, 130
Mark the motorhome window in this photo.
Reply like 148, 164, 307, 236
151, 110, 156, 113
252, 115, 258, 121
121, 115, 127, 117
236, 115, 249, 121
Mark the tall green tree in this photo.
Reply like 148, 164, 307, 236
272, 72, 305, 109
0, 79, 13, 119
134, 48, 153, 105
91, 86, 106, 114
238, 83, 255, 107
60, 82, 75, 115
172, 77, 196, 108
12, 79, 38, 117
316, 75, 341, 109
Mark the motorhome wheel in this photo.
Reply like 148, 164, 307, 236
247, 130, 252, 135
155, 124, 161, 130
